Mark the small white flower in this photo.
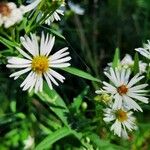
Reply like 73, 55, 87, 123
103, 107, 137, 138
68, 1, 85, 15
106, 54, 147, 74
121, 54, 147, 73
26, 0, 64, 25
45, 6, 64, 25
135, 40, 150, 59
7, 33, 71, 92
23, 135, 34, 150
0, 0, 41, 28
103, 68, 148, 111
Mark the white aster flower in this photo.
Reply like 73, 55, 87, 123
135, 40, 150, 59
121, 54, 147, 73
105, 54, 147, 74
23, 135, 34, 150
45, 5, 64, 25
103, 107, 137, 138
68, 1, 85, 15
26, 0, 64, 25
103, 68, 148, 111
0, 0, 41, 28
7, 33, 71, 92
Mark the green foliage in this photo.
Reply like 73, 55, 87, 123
62, 67, 101, 82
133, 52, 140, 75
0, 0, 150, 149
112, 48, 120, 69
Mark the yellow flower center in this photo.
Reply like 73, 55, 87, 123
117, 85, 128, 95
116, 109, 128, 122
0, 3, 11, 17
32, 56, 49, 74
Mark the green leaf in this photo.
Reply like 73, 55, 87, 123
61, 67, 101, 82
71, 86, 89, 111
0, 36, 19, 48
35, 127, 72, 150
50, 29, 66, 40
41, 26, 66, 40
133, 52, 140, 75
36, 82, 83, 141
36, 82, 69, 127
88, 133, 125, 150
112, 48, 120, 69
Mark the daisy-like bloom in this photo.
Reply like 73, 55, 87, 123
103, 107, 137, 138
0, 0, 41, 28
105, 54, 147, 74
121, 54, 147, 73
7, 33, 71, 92
135, 40, 150, 59
103, 68, 148, 111
27, 0, 64, 25
44, 5, 64, 25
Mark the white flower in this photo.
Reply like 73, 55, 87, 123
103, 68, 148, 111
135, 40, 150, 59
0, 0, 41, 28
26, 0, 64, 25
105, 54, 147, 74
121, 54, 147, 73
45, 6, 64, 25
103, 107, 137, 138
23, 135, 34, 150
7, 33, 71, 92
68, 1, 85, 15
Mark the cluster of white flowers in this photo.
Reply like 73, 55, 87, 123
106, 54, 147, 74
96, 45, 150, 138
2, 0, 85, 93
0, 0, 41, 28
2, 0, 149, 142
27, 0, 65, 25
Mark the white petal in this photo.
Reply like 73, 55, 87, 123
50, 52, 70, 61
49, 69, 65, 82
8, 57, 31, 65
50, 47, 68, 60
22, 0, 41, 14
129, 84, 148, 91
127, 93, 148, 103
127, 74, 144, 88
113, 93, 122, 109
51, 56, 71, 64
10, 67, 31, 78
20, 71, 34, 88
16, 47, 32, 60
7, 64, 31, 68
123, 95, 142, 111
51, 63, 71, 68
45, 36, 55, 56
46, 72, 59, 86
44, 74, 53, 90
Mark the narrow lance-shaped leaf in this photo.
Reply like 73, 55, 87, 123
36, 82, 69, 127
35, 126, 72, 150
0, 36, 19, 48
61, 67, 101, 82
133, 52, 140, 75
71, 86, 89, 111
112, 48, 120, 69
